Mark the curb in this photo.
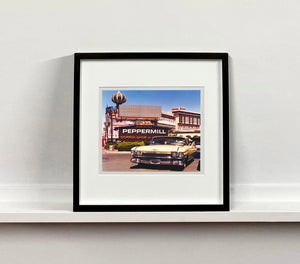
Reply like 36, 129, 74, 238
102, 151, 131, 154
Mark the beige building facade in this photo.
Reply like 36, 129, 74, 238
171, 107, 200, 132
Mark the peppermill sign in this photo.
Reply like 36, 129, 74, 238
117, 125, 171, 141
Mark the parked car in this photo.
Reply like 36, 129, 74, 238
130, 136, 197, 169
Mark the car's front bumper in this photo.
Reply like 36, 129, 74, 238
130, 157, 185, 166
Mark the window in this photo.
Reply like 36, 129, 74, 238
179, 115, 183, 123
185, 116, 189, 124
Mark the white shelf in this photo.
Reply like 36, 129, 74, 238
1, 184, 300, 223
1, 202, 300, 223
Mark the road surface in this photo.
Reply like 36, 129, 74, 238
102, 151, 200, 172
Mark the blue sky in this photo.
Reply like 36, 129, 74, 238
102, 89, 201, 119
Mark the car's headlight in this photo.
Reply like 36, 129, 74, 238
131, 150, 141, 156
171, 152, 178, 157
171, 152, 184, 158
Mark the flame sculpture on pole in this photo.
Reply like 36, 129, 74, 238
111, 91, 127, 109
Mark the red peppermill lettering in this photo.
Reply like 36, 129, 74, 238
122, 129, 167, 134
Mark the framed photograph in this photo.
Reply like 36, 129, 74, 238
74, 53, 229, 212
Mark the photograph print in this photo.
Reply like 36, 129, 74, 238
101, 88, 202, 173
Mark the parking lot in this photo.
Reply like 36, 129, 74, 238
102, 151, 200, 172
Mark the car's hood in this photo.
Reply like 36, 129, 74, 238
132, 145, 186, 153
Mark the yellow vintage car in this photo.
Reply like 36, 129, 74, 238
130, 136, 197, 169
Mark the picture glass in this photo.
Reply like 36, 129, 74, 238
100, 88, 203, 174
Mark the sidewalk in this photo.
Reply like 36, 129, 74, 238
102, 148, 131, 154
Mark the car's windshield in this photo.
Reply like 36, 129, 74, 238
150, 137, 186, 146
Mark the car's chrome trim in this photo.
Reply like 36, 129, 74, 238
130, 158, 184, 166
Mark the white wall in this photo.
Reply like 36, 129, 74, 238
1, 0, 300, 263
1, 0, 300, 186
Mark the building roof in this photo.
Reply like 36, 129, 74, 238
172, 109, 200, 115
161, 110, 174, 116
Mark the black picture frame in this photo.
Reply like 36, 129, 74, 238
73, 52, 229, 212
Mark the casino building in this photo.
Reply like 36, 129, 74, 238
104, 91, 201, 143
116, 104, 172, 142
